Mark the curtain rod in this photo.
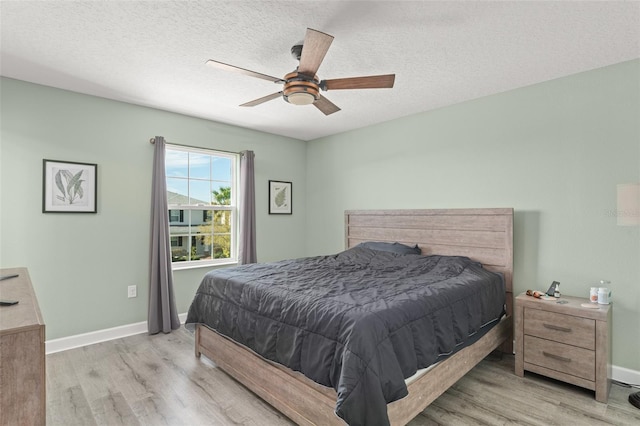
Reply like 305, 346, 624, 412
149, 137, 243, 156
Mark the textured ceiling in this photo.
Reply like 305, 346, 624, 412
1, 1, 639, 141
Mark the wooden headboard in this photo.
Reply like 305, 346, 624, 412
345, 208, 514, 316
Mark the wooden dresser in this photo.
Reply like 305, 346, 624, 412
515, 293, 611, 402
0, 267, 46, 425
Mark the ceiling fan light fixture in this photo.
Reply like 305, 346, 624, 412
286, 91, 316, 105
283, 72, 320, 106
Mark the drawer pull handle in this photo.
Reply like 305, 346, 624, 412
543, 323, 571, 333
542, 351, 571, 363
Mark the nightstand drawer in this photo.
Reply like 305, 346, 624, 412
524, 335, 595, 381
524, 308, 595, 350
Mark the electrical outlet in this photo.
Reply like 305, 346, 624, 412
128, 285, 137, 298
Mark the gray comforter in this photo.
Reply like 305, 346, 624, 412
185, 246, 505, 426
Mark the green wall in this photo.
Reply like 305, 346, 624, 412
0, 77, 307, 339
306, 59, 640, 371
2, 60, 639, 372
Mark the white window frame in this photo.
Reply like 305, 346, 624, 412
166, 144, 239, 270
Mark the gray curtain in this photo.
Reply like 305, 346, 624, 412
148, 136, 180, 334
238, 150, 257, 264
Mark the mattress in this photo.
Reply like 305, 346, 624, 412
185, 245, 506, 426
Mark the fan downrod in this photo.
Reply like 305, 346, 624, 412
290, 42, 304, 61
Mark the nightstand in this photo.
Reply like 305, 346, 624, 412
515, 293, 612, 402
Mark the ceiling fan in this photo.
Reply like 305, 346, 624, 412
205, 28, 395, 115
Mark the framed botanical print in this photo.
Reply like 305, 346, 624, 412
268, 180, 292, 214
43, 159, 97, 213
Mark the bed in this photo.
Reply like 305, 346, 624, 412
186, 208, 513, 425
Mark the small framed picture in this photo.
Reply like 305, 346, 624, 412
269, 180, 292, 214
43, 159, 97, 213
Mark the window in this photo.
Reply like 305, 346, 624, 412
169, 209, 183, 223
165, 145, 238, 267
170, 236, 183, 247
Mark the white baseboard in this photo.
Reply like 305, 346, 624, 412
613, 365, 640, 386
46, 316, 640, 386
45, 313, 188, 354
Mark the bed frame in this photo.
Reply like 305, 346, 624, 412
195, 208, 513, 425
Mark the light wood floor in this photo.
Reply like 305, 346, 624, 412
47, 328, 640, 425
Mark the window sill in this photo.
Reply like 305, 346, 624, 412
171, 260, 238, 271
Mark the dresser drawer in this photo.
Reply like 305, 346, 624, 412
524, 335, 595, 381
524, 308, 595, 350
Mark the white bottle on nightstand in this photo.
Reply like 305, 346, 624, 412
598, 280, 611, 304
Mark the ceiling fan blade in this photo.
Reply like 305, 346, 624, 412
298, 28, 334, 77
206, 60, 283, 83
322, 74, 395, 90
314, 95, 341, 115
240, 92, 283, 107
